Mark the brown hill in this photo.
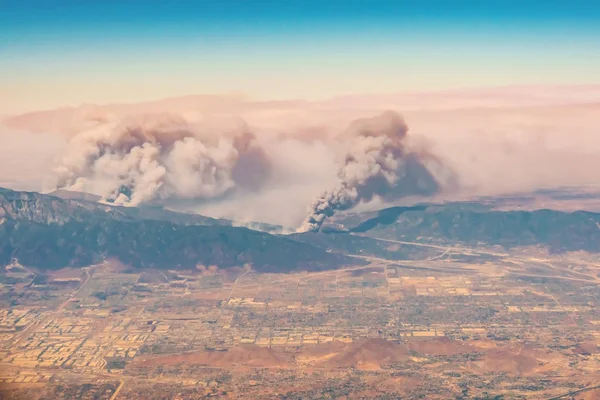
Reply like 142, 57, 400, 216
132, 338, 571, 375
469, 343, 567, 376
301, 338, 410, 370
477, 349, 538, 376
407, 337, 475, 356
572, 342, 599, 355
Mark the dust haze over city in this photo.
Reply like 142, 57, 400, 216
2, 1, 600, 399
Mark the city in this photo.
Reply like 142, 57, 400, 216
1, 240, 599, 398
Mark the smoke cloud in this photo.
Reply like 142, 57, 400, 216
4, 86, 600, 228
298, 111, 449, 232
0, 127, 67, 191
55, 113, 271, 205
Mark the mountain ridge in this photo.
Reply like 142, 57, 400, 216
327, 203, 600, 253
0, 187, 356, 271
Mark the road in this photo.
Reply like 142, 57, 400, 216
18, 263, 37, 287
548, 384, 600, 399
109, 380, 125, 400
228, 270, 252, 298
353, 234, 600, 284
13, 267, 93, 347
353, 234, 509, 257
56, 268, 92, 312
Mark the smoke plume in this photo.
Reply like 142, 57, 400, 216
55, 113, 271, 205
299, 110, 447, 232
6, 87, 600, 228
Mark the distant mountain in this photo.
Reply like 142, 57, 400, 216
0, 187, 229, 227
0, 188, 355, 271
48, 189, 103, 203
4, 188, 284, 232
327, 203, 600, 253
5, 186, 599, 272
289, 202, 600, 261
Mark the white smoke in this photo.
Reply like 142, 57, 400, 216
4, 87, 600, 228
54, 113, 270, 205
299, 110, 450, 232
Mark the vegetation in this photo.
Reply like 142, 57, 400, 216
335, 204, 600, 253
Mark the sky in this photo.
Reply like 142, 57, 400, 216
2, 0, 600, 115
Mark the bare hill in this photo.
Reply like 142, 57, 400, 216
306, 338, 410, 370
407, 337, 475, 356
469, 343, 568, 376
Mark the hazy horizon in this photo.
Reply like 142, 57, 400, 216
2, 1, 600, 114
2, 84, 600, 227
2, 0, 600, 227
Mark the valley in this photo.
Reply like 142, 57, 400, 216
1, 239, 599, 399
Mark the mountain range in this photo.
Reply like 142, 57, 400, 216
308, 202, 600, 254
0, 188, 354, 272
2, 187, 600, 272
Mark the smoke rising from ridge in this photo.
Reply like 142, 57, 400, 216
4, 88, 600, 227
55, 113, 271, 205
298, 111, 449, 232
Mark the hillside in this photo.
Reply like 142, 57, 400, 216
5, 186, 600, 271
0, 188, 356, 271
0, 187, 228, 226
325, 203, 600, 253
1, 187, 284, 232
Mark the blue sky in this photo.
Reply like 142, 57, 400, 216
2, 0, 600, 113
